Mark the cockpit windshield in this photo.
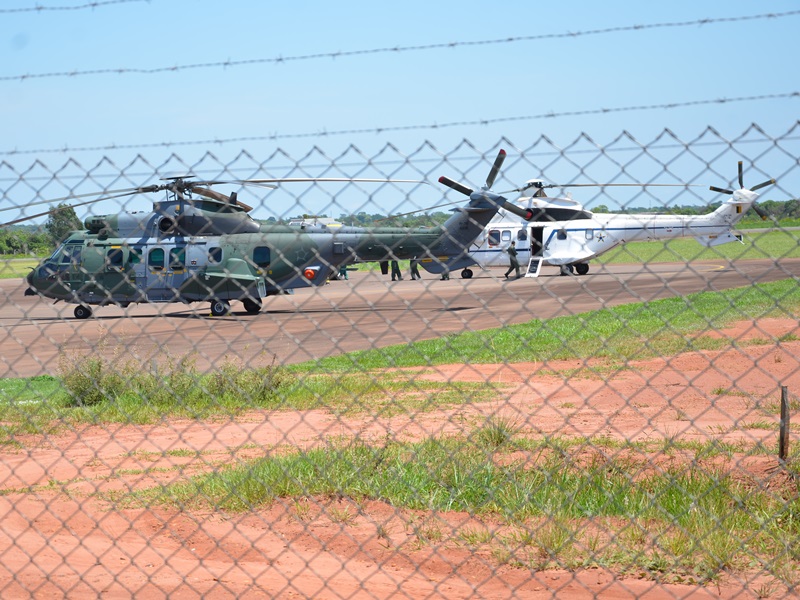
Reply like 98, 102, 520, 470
48, 242, 82, 265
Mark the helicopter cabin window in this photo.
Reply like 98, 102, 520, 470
208, 247, 222, 264
253, 246, 271, 268
61, 243, 82, 265
501, 230, 512, 243
517, 229, 527, 241
106, 248, 124, 271
585, 229, 594, 240
169, 248, 186, 271
149, 247, 165, 271
488, 230, 501, 246
129, 247, 142, 264
557, 229, 568, 241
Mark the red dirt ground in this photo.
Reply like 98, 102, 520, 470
1, 318, 799, 598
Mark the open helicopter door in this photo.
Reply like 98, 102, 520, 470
525, 226, 544, 277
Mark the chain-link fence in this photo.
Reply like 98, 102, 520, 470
1, 124, 799, 598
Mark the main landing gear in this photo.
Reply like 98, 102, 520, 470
560, 263, 590, 276
210, 298, 263, 316
461, 268, 474, 279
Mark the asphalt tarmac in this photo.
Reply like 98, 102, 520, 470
2, 258, 798, 378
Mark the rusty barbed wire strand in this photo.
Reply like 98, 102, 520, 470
2, 91, 797, 156
1, 10, 798, 82
0, 0, 148, 13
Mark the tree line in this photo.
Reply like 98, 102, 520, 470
1, 203, 81, 256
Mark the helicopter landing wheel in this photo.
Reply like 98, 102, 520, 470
461, 268, 473, 279
242, 298, 262, 315
575, 263, 590, 276
74, 305, 92, 319
210, 299, 230, 317
560, 265, 575, 276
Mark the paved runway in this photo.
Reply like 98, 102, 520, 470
1, 258, 798, 378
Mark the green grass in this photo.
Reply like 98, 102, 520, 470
597, 229, 800, 264
131, 431, 800, 582
0, 257, 38, 280
1, 278, 798, 436
0, 354, 498, 439
304, 278, 800, 371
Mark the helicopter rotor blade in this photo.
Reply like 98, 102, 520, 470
0, 185, 161, 214
738, 161, 744, 188
191, 179, 277, 190
0, 189, 152, 228
750, 178, 776, 192
751, 203, 769, 220
236, 178, 425, 187
543, 183, 704, 189
438, 176, 474, 197
485, 149, 507, 190
374, 199, 466, 222
709, 186, 735, 195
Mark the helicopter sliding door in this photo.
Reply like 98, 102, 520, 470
143, 242, 208, 303
144, 244, 188, 302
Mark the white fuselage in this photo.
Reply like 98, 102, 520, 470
467, 189, 757, 270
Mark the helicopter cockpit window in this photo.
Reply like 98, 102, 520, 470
149, 247, 165, 271
253, 246, 271, 268
208, 247, 222, 263
60, 243, 82, 265
488, 230, 501, 246
169, 248, 186, 271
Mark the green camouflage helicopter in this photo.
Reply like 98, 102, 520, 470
10, 150, 516, 318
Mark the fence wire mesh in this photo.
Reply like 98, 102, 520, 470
1, 124, 800, 598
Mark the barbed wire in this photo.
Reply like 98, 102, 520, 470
2, 91, 797, 156
1, 10, 798, 82
0, 0, 148, 13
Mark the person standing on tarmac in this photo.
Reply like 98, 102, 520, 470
504, 241, 521, 279
391, 260, 403, 281
410, 257, 421, 280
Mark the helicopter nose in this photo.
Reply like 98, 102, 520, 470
24, 269, 37, 295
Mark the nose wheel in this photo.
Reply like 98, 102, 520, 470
74, 305, 92, 319
210, 299, 231, 317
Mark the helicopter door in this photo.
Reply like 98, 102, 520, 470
530, 226, 544, 257
163, 245, 190, 300
145, 246, 169, 302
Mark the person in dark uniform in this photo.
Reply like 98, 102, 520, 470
391, 260, 403, 281
410, 257, 421, 280
504, 241, 521, 279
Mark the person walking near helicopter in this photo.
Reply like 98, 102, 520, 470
504, 241, 520, 279
390, 260, 403, 281
410, 257, 421, 280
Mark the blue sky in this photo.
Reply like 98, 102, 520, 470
1, 0, 798, 217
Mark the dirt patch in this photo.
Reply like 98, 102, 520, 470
1, 318, 799, 598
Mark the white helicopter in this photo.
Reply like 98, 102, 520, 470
424, 160, 775, 278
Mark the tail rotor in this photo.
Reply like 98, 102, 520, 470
709, 161, 775, 220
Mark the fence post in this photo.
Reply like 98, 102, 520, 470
779, 386, 790, 464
